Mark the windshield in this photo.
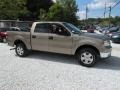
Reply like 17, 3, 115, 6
63, 23, 82, 34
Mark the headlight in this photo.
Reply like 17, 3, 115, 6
104, 40, 110, 46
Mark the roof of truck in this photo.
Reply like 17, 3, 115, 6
34, 21, 66, 24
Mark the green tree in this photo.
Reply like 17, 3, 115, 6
0, 0, 28, 20
38, 9, 47, 21
57, 0, 78, 25
46, 0, 78, 25
47, 3, 64, 21
26, 0, 53, 20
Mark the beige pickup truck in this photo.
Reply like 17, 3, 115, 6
7, 22, 112, 67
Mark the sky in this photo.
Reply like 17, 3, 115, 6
76, 0, 120, 20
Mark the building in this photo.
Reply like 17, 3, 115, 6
0, 20, 17, 28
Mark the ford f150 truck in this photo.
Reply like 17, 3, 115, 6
7, 22, 112, 67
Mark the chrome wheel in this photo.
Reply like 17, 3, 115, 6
81, 52, 94, 64
17, 46, 24, 56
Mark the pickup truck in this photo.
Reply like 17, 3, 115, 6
7, 22, 112, 67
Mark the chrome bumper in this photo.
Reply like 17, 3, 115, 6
100, 52, 111, 58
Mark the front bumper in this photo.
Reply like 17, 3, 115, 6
100, 45, 112, 58
100, 52, 111, 58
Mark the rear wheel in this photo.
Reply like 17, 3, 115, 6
76, 48, 98, 67
15, 43, 29, 57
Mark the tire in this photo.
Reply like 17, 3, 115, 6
76, 48, 98, 67
15, 43, 29, 57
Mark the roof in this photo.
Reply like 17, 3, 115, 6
34, 21, 66, 24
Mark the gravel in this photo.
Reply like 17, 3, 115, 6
0, 43, 120, 90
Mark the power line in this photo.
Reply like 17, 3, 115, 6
105, 0, 120, 14
101, 0, 120, 18
111, 0, 120, 9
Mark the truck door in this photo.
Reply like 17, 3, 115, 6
31, 23, 50, 51
48, 23, 73, 54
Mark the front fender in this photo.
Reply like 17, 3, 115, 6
72, 39, 102, 55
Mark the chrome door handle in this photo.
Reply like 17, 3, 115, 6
32, 35, 36, 38
49, 36, 53, 40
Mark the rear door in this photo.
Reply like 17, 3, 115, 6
31, 23, 50, 51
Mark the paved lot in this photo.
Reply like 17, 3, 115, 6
0, 43, 120, 90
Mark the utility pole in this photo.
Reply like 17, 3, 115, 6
109, 6, 111, 18
109, 6, 112, 28
86, 5, 88, 20
104, 2, 106, 18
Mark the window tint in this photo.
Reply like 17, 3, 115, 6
50, 24, 71, 36
34, 23, 49, 33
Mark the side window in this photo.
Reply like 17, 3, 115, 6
51, 24, 71, 36
34, 23, 49, 33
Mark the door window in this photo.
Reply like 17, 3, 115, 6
34, 23, 50, 33
50, 24, 71, 36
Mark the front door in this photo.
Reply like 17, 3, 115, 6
48, 23, 73, 54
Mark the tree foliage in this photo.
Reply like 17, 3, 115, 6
47, 3, 64, 21
0, 0, 79, 25
46, 0, 78, 25
0, 0, 53, 20
26, 0, 53, 20
38, 9, 47, 21
0, 0, 28, 20
57, 0, 78, 24
79, 16, 120, 28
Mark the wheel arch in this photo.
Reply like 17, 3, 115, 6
75, 45, 100, 56
14, 39, 26, 48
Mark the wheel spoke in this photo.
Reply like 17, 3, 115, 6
81, 51, 94, 64
17, 46, 24, 55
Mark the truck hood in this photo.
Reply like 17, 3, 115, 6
81, 33, 110, 40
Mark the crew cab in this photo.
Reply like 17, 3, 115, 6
7, 22, 112, 67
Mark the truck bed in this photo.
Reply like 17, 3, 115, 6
7, 31, 31, 49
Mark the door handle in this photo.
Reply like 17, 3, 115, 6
32, 35, 36, 38
49, 36, 53, 40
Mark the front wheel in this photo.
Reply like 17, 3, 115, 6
15, 43, 29, 57
76, 48, 98, 67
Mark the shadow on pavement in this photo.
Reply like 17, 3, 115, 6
26, 51, 120, 70
27, 51, 78, 65
95, 56, 120, 71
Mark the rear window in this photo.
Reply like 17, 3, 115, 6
34, 23, 50, 33
15, 22, 33, 32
